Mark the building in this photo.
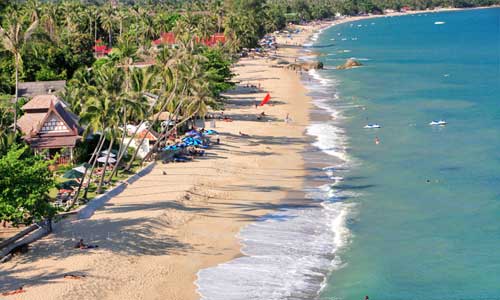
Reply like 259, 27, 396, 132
18, 80, 66, 98
153, 32, 226, 47
17, 95, 82, 163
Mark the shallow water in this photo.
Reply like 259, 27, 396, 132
316, 8, 500, 300
196, 8, 500, 300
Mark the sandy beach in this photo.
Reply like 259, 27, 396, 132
1, 6, 492, 299
0, 21, 323, 300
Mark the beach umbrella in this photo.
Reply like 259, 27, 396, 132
57, 180, 79, 189
72, 163, 91, 174
97, 156, 117, 164
63, 169, 84, 179
100, 150, 116, 157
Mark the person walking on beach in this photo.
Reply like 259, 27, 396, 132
285, 113, 291, 124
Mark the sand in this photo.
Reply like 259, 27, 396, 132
0, 23, 321, 300
1, 7, 489, 299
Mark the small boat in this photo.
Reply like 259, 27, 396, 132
429, 120, 447, 126
434, 21, 446, 25
364, 124, 381, 129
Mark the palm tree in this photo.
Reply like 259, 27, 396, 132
40, 2, 59, 42
100, 4, 115, 47
108, 66, 158, 180
0, 10, 39, 132
79, 65, 123, 195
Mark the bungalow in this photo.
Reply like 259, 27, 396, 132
153, 32, 226, 47
17, 94, 82, 163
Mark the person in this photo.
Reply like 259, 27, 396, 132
162, 170, 167, 175
2, 286, 25, 296
216, 135, 220, 144
285, 113, 291, 123
375, 137, 380, 145
365, 296, 369, 300
75, 239, 85, 249
74, 239, 98, 249
239, 131, 250, 137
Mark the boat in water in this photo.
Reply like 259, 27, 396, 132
429, 120, 448, 126
434, 21, 446, 25
364, 124, 381, 129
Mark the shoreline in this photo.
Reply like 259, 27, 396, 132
1, 6, 496, 299
0, 21, 319, 300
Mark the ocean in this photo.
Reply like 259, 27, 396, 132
196, 8, 500, 300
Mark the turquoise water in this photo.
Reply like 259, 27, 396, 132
316, 8, 500, 300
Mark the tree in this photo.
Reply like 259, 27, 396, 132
0, 145, 55, 226
200, 46, 234, 100
79, 65, 122, 194
0, 9, 38, 132
0, 105, 15, 155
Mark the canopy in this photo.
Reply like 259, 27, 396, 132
101, 150, 117, 157
97, 156, 117, 164
63, 169, 84, 179
72, 163, 90, 174
57, 180, 79, 189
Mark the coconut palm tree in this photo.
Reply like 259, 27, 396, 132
40, 2, 59, 42
0, 10, 39, 132
100, 4, 115, 47
107, 66, 158, 180
79, 65, 123, 196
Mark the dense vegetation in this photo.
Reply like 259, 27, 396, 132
0, 0, 498, 224
0, 145, 55, 225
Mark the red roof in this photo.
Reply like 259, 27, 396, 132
93, 44, 112, 56
154, 32, 226, 47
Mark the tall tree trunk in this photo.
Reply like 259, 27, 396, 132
68, 133, 105, 207
109, 108, 127, 181
94, 16, 97, 43
83, 132, 107, 198
97, 136, 114, 194
13, 60, 19, 132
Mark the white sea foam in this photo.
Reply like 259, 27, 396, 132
307, 123, 348, 162
196, 185, 355, 300
196, 27, 355, 300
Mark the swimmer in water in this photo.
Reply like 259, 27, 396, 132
375, 137, 380, 145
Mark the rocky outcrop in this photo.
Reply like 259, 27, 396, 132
336, 58, 363, 70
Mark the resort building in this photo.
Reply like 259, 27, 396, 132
17, 94, 82, 163
18, 80, 66, 98
153, 32, 226, 47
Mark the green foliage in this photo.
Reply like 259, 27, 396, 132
200, 46, 235, 99
0, 145, 56, 226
